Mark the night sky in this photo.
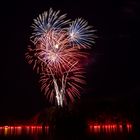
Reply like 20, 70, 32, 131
1, 0, 140, 120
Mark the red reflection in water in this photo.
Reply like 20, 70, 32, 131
0, 125, 49, 136
126, 123, 132, 132
88, 122, 132, 134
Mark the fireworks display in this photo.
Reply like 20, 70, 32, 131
25, 8, 95, 106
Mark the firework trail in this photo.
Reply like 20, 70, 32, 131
26, 8, 95, 106
39, 61, 85, 106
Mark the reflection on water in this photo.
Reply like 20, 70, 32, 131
0, 125, 49, 136
0, 123, 135, 140
88, 123, 132, 134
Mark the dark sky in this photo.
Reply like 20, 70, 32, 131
1, 0, 140, 119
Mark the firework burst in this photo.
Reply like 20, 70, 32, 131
31, 8, 70, 44
68, 18, 96, 48
39, 62, 86, 105
26, 8, 95, 106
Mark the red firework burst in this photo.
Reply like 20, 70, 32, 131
39, 62, 86, 105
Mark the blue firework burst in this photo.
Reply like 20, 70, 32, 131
68, 18, 96, 48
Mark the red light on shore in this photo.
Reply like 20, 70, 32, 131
93, 125, 101, 133
89, 125, 93, 130
119, 124, 123, 132
88, 122, 133, 134
126, 123, 132, 132
45, 126, 49, 129
119, 124, 122, 128
0, 125, 49, 136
